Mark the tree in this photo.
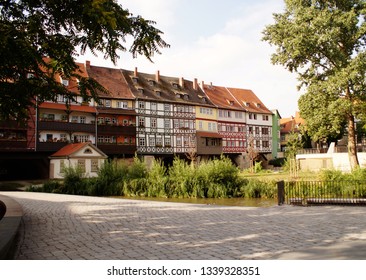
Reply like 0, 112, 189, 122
0, 0, 169, 121
262, 0, 366, 169
298, 86, 346, 145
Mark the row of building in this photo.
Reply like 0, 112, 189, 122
0, 61, 283, 179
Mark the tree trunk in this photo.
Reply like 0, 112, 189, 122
347, 114, 359, 170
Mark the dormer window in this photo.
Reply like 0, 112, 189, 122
176, 93, 181, 99
229, 101, 234, 106
60, 78, 69, 87
132, 77, 138, 84
172, 82, 179, 89
183, 95, 189, 101
148, 80, 156, 86
243, 102, 250, 107
155, 90, 161, 96
256, 103, 261, 108
138, 88, 144, 94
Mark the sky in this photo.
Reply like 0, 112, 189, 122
78, 0, 301, 118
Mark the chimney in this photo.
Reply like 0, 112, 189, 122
134, 67, 138, 77
179, 77, 184, 88
85, 60, 91, 69
201, 81, 205, 90
156, 70, 160, 82
193, 78, 198, 90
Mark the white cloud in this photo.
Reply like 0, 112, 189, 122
80, 0, 299, 117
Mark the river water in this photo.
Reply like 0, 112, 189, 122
114, 196, 277, 207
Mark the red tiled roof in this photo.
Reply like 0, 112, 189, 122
87, 65, 135, 99
50, 143, 89, 157
39, 102, 97, 113
226, 88, 272, 114
203, 85, 244, 110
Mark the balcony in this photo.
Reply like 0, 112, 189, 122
0, 140, 28, 151
36, 141, 68, 152
0, 120, 27, 130
97, 144, 136, 155
38, 120, 95, 133
97, 124, 136, 136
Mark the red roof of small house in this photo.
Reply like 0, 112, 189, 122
50, 142, 107, 158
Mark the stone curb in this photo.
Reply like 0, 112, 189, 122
0, 194, 23, 259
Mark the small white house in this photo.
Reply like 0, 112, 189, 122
49, 142, 108, 179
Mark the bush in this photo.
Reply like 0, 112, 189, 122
92, 160, 128, 196
124, 156, 148, 196
61, 166, 89, 195
147, 159, 167, 197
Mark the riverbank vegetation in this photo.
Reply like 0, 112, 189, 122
27, 156, 279, 199
26, 156, 366, 200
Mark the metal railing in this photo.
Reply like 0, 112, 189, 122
277, 180, 366, 206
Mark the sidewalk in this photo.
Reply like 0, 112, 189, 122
2, 191, 366, 260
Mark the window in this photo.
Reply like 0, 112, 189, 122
61, 115, 68, 122
138, 101, 145, 109
156, 137, 162, 146
235, 111, 243, 119
164, 119, 170, 129
105, 100, 111, 107
256, 140, 261, 148
91, 160, 99, 172
139, 138, 146, 146
255, 127, 259, 135
139, 117, 145, 127
60, 160, 65, 174
71, 116, 78, 123
263, 141, 269, 148
80, 116, 86, 124
238, 126, 245, 132
199, 121, 203, 130
98, 136, 104, 143
84, 148, 92, 154
262, 127, 269, 135
165, 137, 171, 146
151, 118, 157, 128
98, 117, 104, 124
61, 78, 69, 87
151, 102, 157, 111
117, 101, 128, 109
208, 123, 212, 131
78, 159, 86, 172
74, 135, 90, 143
248, 126, 253, 134
176, 137, 182, 147
149, 137, 155, 146
263, 115, 269, 121
164, 104, 170, 111
105, 117, 111, 125
60, 134, 67, 142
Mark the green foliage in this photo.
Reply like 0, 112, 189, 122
0, 0, 169, 120
263, 0, 366, 168
124, 156, 148, 196
27, 156, 280, 200
92, 160, 128, 196
167, 157, 199, 198
61, 166, 90, 195
241, 179, 277, 199
147, 159, 168, 197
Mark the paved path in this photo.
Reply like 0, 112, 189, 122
2, 192, 366, 260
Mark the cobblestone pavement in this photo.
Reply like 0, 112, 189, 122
3, 192, 366, 260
